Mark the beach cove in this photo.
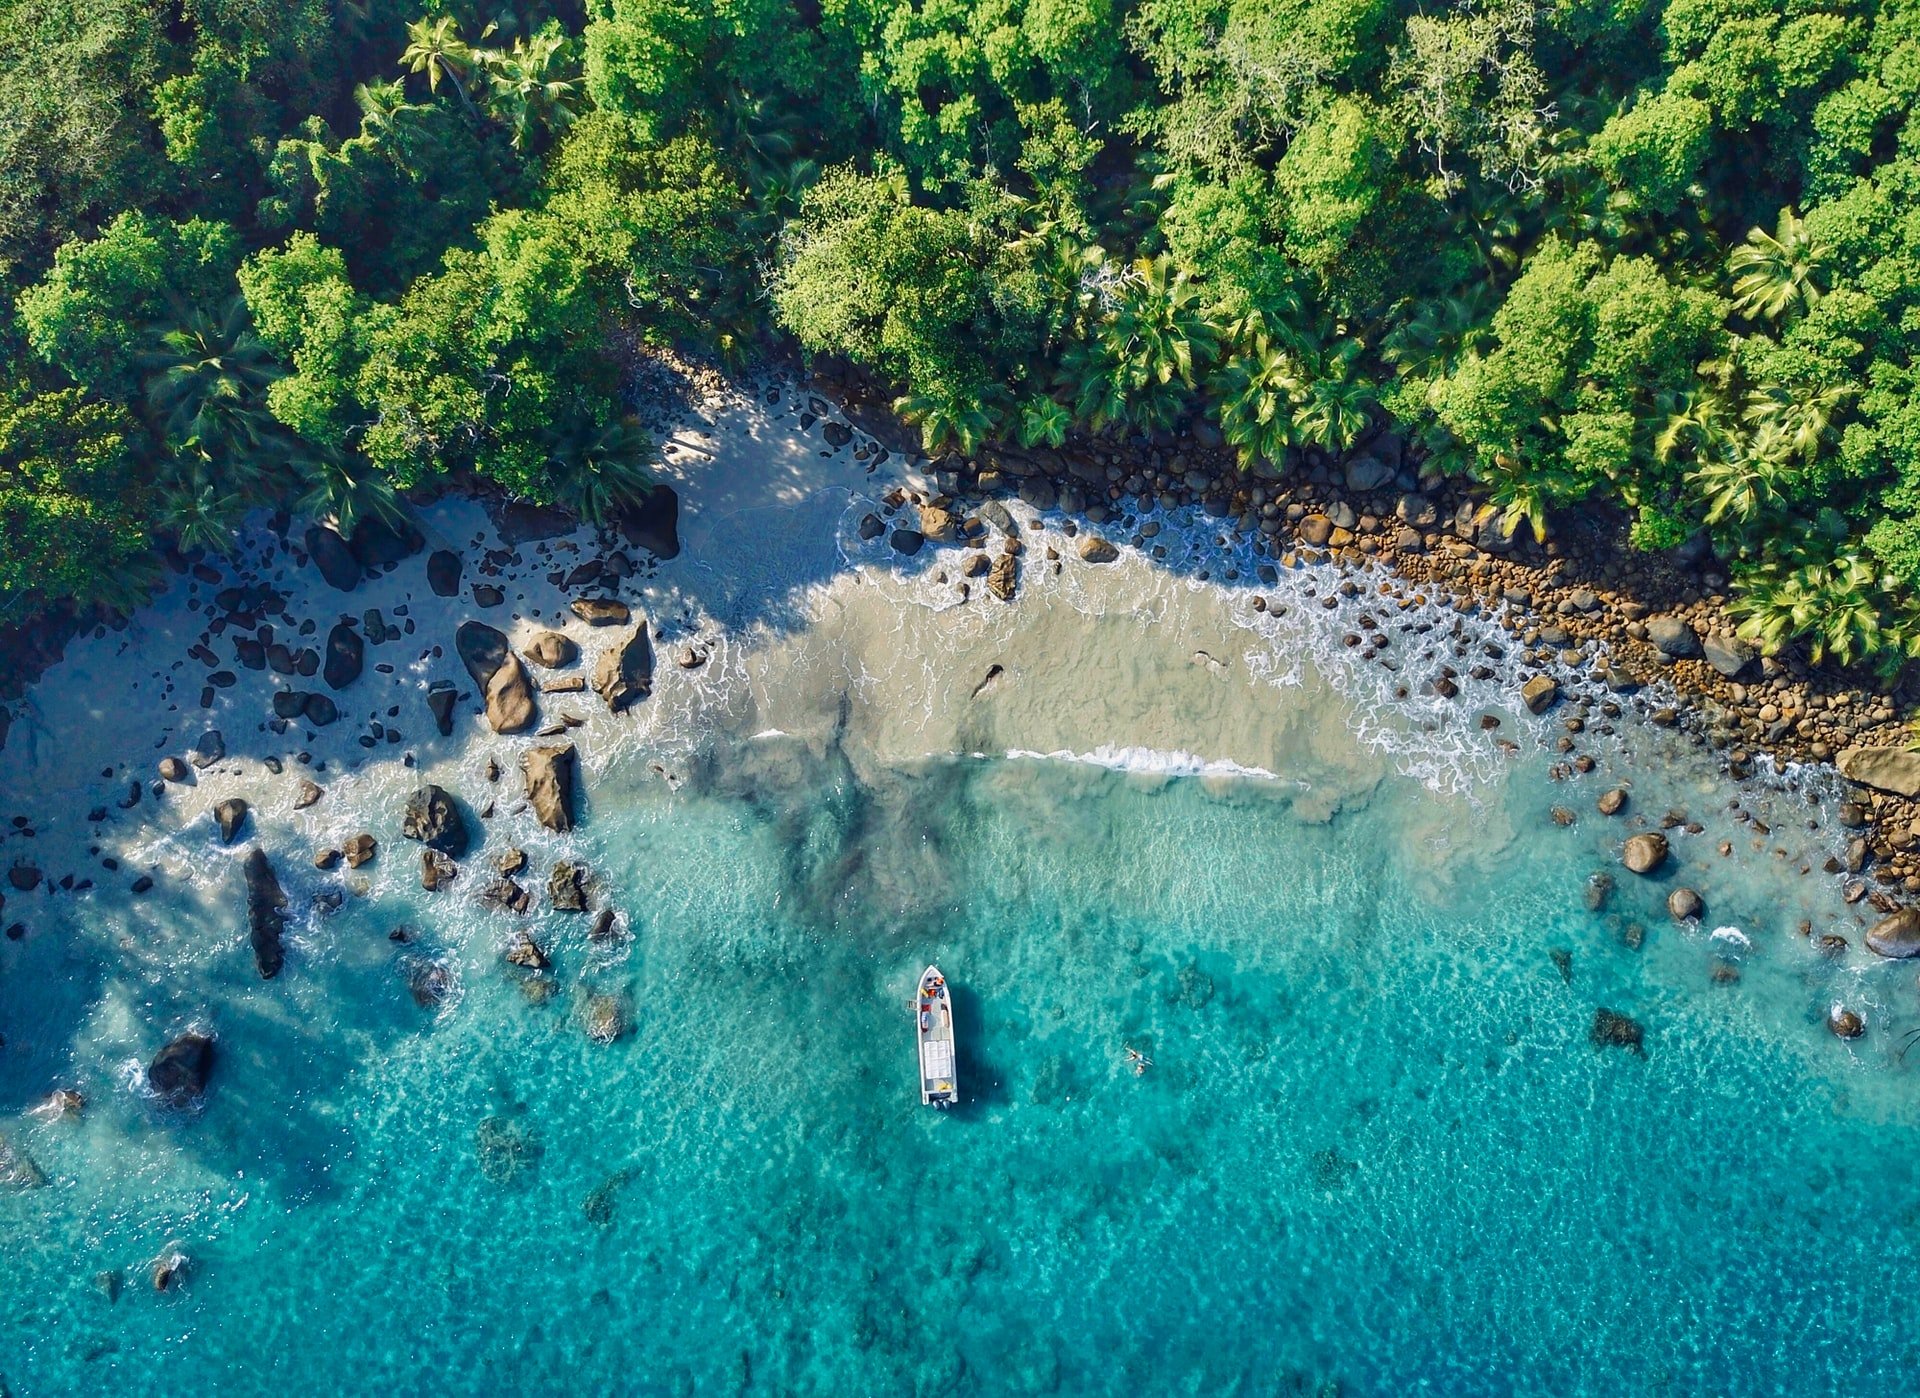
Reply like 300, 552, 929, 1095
2, 374, 1919, 1394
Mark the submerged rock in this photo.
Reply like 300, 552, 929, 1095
401, 784, 470, 857
593, 622, 654, 713
582, 992, 629, 1044
148, 1033, 214, 1103
0, 1134, 47, 1190
548, 861, 588, 912
243, 848, 288, 978
475, 1116, 543, 1186
1828, 1005, 1865, 1039
523, 744, 576, 833
1590, 1008, 1645, 1054
405, 957, 454, 1009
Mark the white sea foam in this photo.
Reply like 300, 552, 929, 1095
1004, 745, 1285, 782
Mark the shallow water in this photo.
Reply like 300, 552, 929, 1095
4, 386, 1920, 1394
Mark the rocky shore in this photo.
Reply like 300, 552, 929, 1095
814, 365, 1920, 898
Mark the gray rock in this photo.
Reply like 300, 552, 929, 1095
1343, 455, 1394, 492
593, 622, 654, 713
979, 501, 1015, 534
1646, 616, 1702, 658
426, 549, 463, 598
401, 784, 470, 857
1836, 747, 1920, 799
1394, 494, 1438, 529
1866, 907, 1920, 958
523, 744, 576, 833
427, 683, 457, 736
1701, 632, 1755, 678
190, 730, 225, 769
302, 693, 338, 726
305, 525, 361, 592
243, 848, 287, 978
889, 528, 925, 556
571, 597, 630, 627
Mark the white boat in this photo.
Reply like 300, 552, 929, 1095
916, 966, 957, 1107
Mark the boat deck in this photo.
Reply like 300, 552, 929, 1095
918, 967, 956, 1105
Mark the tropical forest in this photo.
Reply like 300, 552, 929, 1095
4, 0, 1918, 667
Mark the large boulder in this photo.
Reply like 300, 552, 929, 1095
618, 482, 681, 561
402, 784, 470, 857
323, 622, 363, 690
571, 597, 630, 627
1622, 832, 1669, 875
305, 525, 362, 592
593, 622, 654, 713
1646, 616, 1702, 659
345, 514, 423, 567
1079, 536, 1119, 563
549, 861, 588, 912
523, 744, 576, 833
214, 798, 249, 845
426, 549, 463, 598
455, 621, 536, 734
243, 848, 287, 978
1520, 675, 1559, 714
1590, 1008, 1645, 1055
987, 552, 1018, 602
1343, 455, 1394, 492
1837, 747, 1920, 799
1866, 907, 1920, 958
148, 1033, 214, 1104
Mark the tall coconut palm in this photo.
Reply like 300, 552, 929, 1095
1729, 209, 1827, 324
402, 16, 491, 119
478, 29, 581, 151
141, 298, 285, 487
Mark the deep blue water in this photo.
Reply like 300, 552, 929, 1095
4, 734, 1918, 1395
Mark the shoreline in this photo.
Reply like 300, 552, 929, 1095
0, 364, 1906, 993
811, 362, 1920, 889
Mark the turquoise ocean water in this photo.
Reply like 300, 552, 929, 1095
4, 729, 1920, 1395
4, 384, 1920, 1394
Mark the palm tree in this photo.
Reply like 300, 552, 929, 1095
1729, 209, 1827, 323
141, 298, 285, 482
1728, 549, 1889, 667
1063, 256, 1219, 433
1383, 286, 1495, 380
544, 417, 658, 524
1209, 339, 1306, 469
156, 478, 248, 557
1688, 449, 1786, 529
1018, 396, 1072, 450
1651, 385, 1737, 465
354, 79, 431, 161
895, 386, 1001, 458
1742, 381, 1851, 460
294, 447, 409, 540
1292, 341, 1376, 452
478, 30, 581, 151
401, 16, 491, 119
